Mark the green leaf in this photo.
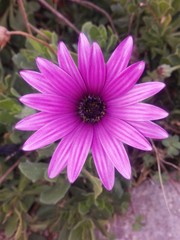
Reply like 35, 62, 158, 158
173, 142, 180, 149
37, 144, 57, 160
78, 194, 94, 215
40, 180, 70, 204
68, 219, 95, 240
29, 233, 46, 240
143, 154, 156, 168
0, 98, 21, 113
167, 146, 179, 156
81, 21, 93, 36
16, 106, 35, 119
132, 215, 144, 231
5, 214, 18, 238
58, 225, 70, 240
27, 38, 45, 54
0, 189, 14, 201
158, 1, 171, 16
99, 25, 107, 41
19, 161, 48, 182
82, 169, 102, 199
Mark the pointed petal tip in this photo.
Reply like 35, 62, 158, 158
121, 167, 132, 180
104, 184, 113, 191
138, 61, 145, 70
155, 129, 169, 139
22, 144, 30, 151
160, 82, 166, 88
58, 40, 64, 46
22, 141, 37, 151
68, 174, 76, 184
19, 95, 28, 104
79, 32, 90, 45
36, 56, 46, 66
165, 111, 169, 118
146, 145, 153, 151
14, 122, 21, 130
163, 131, 169, 139
19, 70, 26, 78
159, 110, 169, 119
47, 168, 58, 179
124, 173, 131, 180
36, 56, 42, 62
126, 35, 133, 45
58, 41, 66, 51
67, 168, 82, 184
79, 32, 87, 38
19, 95, 24, 103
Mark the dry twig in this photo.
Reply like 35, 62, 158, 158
151, 140, 171, 214
0, 159, 20, 185
70, 0, 118, 35
18, 0, 32, 34
38, 0, 80, 34
8, 30, 56, 55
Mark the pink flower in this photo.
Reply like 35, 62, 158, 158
15, 34, 168, 190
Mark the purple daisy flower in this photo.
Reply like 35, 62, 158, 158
15, 33, 168, 190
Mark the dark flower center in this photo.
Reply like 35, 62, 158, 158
78, 95, 106, 123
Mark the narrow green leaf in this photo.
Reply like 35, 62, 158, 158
5, 214, 18, 238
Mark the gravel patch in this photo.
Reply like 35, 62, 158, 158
97, 180, 180, 240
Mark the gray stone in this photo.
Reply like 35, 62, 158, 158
96, 180, 180, 240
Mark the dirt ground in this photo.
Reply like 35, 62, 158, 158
96, 180, 180, 240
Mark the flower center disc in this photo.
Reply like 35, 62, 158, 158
78, 95, 106, 123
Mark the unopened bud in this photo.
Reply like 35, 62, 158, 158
157, 64, 172, 78
0, 26, 10, 49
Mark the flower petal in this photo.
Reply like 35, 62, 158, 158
103, 117, 152, 151
106, 36, 133, 85
67, 124, 93, 183
20, 94, 75, 113
95, 124, 131, 179
104, 61, 145, 100
110, 103, 168, 121
92, 134, 115, 190
87, 42, 106, 94
128, 121, 169, 139
36, 57, 81, 99
48, 134, 75, 178
78, 33, 91, 82
19, 70, 55, 94
108, 82, 165, 107
58, 41, 87, 91
15, 112, 58, 131
22, 115, 79, 151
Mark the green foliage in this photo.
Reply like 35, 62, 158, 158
162, 135, 180, 157
132, 215, 145, 231
19, 161, 48, 182
82, 22, 118, 56
0, 0, 179, 239
39, 180, 70, 205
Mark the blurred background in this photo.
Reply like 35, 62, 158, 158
0, 0, 180, 239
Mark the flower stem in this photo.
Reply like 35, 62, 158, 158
8, 31, 56, 55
